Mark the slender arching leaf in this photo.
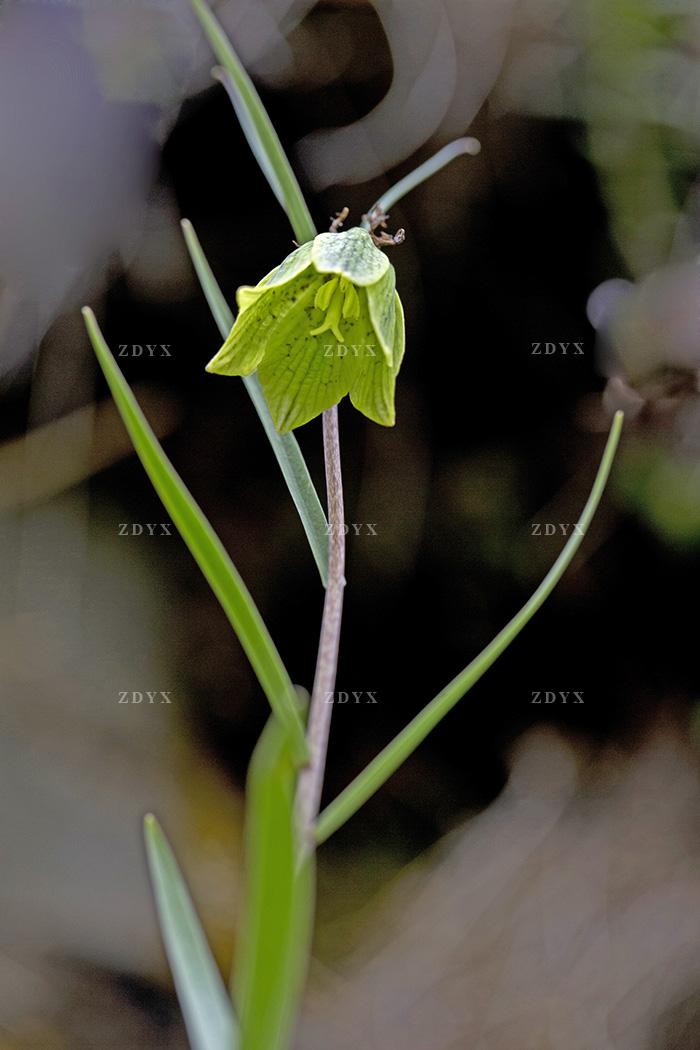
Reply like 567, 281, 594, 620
143, 815, 238, 1050
189, 0, 316, 246
180, 218, 329, 586
234, 714, 315, 1050
315, 411, 625, 843
361, 137, 481, 228
212, 67, 286, 211
82, 307, 308, 764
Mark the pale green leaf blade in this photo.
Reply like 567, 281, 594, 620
213, 66, 286, 212
316, 411, 625, 843
180, 218, 234, 337
143, 815, 238, 1050
362, 136, 481, 227
235, 714, 315, 1050
189, 0, 316, 246
180, 219, 329, 586
82, 307, 308, 763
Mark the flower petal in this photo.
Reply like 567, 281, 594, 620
264, 240, 314, 288
312, 228, 390, 287
207, 267, 322, 377
365, 265, 396, 365
257, 281, 357, 433
237, 279, 273, 314
348, 292, 404, 426
236, 241, 314, 315
391, 292, 406, 373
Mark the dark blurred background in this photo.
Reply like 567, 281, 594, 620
2, 0, 700, 1046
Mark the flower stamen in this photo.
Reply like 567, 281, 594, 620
311, 276, 359, 342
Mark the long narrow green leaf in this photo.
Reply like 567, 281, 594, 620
212, 67, 285, 212
82, 307, 308, 764
180, 218, 329, 586
190, 0, 316, 246
144, 815, 238, 1050
316, 411, 625, 843
361, 137, 481, 228
235, 714, 315, 1050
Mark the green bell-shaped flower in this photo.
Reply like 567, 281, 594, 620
206, 227, 405, 433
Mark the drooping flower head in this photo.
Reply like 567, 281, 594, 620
206, 227, 404, 433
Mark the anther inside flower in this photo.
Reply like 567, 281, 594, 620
310, 276, 361, 341
206, 227, 405, 433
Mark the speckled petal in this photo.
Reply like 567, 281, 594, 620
348, 292, 404, 426
236, 279, 272, 314
312, 228, 390, 287
366, 266, 396, 365
391, 292, 406, 373
236, 265, 279, 312
206, 266, 323, 377
264, 240, 314, 287
257, 282, 357, 433
236, 241, 315, 315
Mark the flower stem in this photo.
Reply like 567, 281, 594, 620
315, 411, 625, 844
297, 406, 346, 840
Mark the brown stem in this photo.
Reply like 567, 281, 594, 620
297, 405, 346, 841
